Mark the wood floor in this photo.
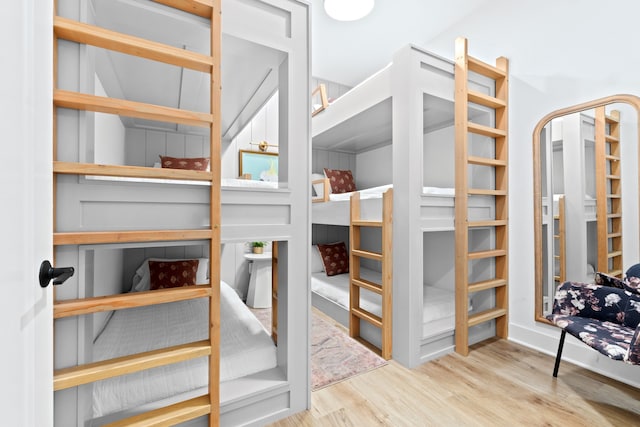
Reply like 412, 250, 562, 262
269, 338, 640, 426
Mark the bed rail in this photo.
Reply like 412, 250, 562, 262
349, 188, 392, 359
595, 108, 623, 277
454, 37, 509, 356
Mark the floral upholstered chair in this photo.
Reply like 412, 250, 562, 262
546, 272, 640, 377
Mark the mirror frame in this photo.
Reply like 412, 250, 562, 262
533, 94, 640, 323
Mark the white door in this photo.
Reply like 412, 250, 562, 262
0, 2, 53, 426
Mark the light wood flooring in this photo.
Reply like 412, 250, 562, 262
269, 337, 640, 426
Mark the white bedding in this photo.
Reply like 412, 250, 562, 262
326, 184, 454, 202
83, 176, 279, 188
92, 281, 276, 418
311, 268, 456, 335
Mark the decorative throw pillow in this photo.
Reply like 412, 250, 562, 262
310, 245, 325, 273
317, 241, 349, 276
323, 168, 356, 194
159, 155, 209, 171
148, 259, 199, 290
624, 264, 640, 295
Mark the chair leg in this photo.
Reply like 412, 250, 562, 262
552, 330, 566, 377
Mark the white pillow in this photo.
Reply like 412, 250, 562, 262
131, 257, 209, 292
312, 173, 327, 197
311, 245, 325, 273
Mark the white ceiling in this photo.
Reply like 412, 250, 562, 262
310, 0, 491, 87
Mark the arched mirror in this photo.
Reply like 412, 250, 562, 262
534, 95, 640, 323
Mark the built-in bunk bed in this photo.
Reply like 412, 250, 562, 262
311, 40, 509, 367
53, 0, 310, 426
540, 108, 623, 314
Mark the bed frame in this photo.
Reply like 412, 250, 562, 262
311, 39, 509, 367
53, 0, 310, 426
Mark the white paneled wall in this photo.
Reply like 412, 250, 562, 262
125, 128, 209, 167
311, 76, 351, 103
94, 75, 126, 165
222, 91, 279, 179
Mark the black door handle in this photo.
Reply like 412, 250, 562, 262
39, 260, 74, 288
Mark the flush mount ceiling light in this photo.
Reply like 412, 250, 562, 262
324, 0, 374, 21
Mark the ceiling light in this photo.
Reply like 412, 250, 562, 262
324, 0, 374, 21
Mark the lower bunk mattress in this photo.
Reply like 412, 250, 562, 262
311, 267, 455, 338
91, 281, 276, 418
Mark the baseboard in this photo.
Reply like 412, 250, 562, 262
510, 322, 640, 389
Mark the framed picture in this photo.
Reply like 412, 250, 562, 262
239, 150, 278, 182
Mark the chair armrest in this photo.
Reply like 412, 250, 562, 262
550, 281, 629, 324
625, 324, 640, 365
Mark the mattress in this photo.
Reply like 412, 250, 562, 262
311, 267, 456, 338
92, 281, 276, 418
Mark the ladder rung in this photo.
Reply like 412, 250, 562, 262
467, 90, 506, 109
606, 174, 621, 180
468, 188, 507, 196
607, 194, 621, 199
607, 232, 622, 238
54, 341, 211, 391
54, 285, 212, 319
468, 278, 507, 293
54, 161, 213, 181
352, 220, 383, 227
54, 89, 213, 128
605, 114, 620, 124
468, 307, 507, 327
605, 134, 619, 143
608, 251, 623, 258
54, 17, 214, 73
352, 249, 383, 261
608, 269, 623, 277
467, 156, 507, 167
352, 277, 383, 295
468, 220, 507, 228
467, 122, 507, 138
351, 307, 383, 328
54, 229, 212, 246
103, 395, 211, 427
605, 154, 620, 162
139, 0, 214, 19
553, 255, 560, 260
468, 249, 507, 260
467, 56, 506, 80
607, 213, 622, 219
351, 336, 383, 357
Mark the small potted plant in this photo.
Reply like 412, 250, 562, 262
251, 241, 266, 254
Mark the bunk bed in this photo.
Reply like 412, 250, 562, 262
90, 280, 276, 424
311, 40, 509, 367
53, 0, 310, 426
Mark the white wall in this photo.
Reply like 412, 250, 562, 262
94, 75, 126, 165
222, 91, 279, 179
421, 0, 640, 386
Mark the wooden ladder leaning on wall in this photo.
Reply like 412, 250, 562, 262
553, 196, 566, 287
349, 189, 393, 359
595, 107, 623, 278
52, 0, 222, 425
454, 37, 509, 356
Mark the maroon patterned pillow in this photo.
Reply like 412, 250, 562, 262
148, 260, 199, 290
159, 155, 209, 171
317, 242, 349, 276
323, 168, 356, 194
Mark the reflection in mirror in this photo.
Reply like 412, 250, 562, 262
534, 95, 640, 322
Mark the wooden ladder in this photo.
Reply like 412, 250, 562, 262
349, 189, 393, 359
454, 37, 509, 356
595, 108, 623, 277
553, 195, 566, 285
52, 1, 222, 425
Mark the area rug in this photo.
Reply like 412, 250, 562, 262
249, 307, 387, 391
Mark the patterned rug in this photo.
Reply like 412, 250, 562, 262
249, 307, 387, 391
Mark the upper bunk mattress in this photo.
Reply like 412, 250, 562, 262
92, 281, 276, 418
